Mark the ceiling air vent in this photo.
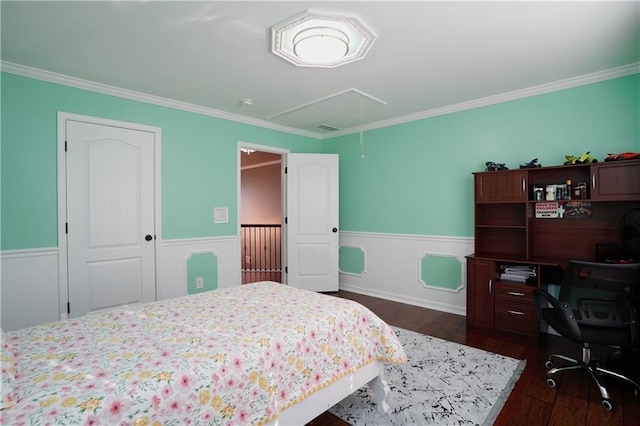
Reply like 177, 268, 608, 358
317, 124, 340, 131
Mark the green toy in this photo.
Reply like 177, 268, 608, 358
564, 151, 597, 165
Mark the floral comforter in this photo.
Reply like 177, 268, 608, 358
1, 282, 406, 425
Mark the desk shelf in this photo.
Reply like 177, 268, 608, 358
467, 159, 640, 345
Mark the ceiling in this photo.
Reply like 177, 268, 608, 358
241, 150, 281, 168
2, 1, 638, 138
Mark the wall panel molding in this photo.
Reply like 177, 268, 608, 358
419, 252, 465, 293
158, 237, 240, 300
339, 232, 474, 316
338, 244, 367, 277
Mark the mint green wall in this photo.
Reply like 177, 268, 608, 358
324, 75, 639, 236
2, 73, 638, 250
0, 73, 321, 250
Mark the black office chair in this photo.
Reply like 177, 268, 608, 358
533, 260, 640, 411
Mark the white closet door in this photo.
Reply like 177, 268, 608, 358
286, 153, 339, 292
66, 119, 156, 317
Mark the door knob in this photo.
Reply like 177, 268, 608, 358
145, 234, 153, 241
332, 228, 338, 233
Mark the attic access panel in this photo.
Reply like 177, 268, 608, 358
268, 89, 386, 133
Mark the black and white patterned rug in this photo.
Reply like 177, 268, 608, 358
329, 327, 526, 425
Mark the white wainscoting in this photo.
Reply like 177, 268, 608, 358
158, 236, 240, 300
2, 233, 470, 330
1, 237, 241, 331
339, 232, 474, 316
1, 247, 60, 331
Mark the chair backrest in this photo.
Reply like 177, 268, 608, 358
558, 261, 640, 328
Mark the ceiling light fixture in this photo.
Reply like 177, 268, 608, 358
293, 27, 349, 64
272, 10, 376, 68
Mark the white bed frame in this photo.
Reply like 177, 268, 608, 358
266, 360, 390, 425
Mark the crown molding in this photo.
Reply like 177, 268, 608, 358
2, 60, 637, 141
326, 62, 640, 139
0, 61, 322, 140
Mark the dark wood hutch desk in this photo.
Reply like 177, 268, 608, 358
466, 159, 640, 345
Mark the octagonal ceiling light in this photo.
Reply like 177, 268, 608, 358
271, 10, 377, 68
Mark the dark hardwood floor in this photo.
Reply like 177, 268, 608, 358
308, 290, 640, 426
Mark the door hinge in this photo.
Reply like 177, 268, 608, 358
67, 302, 70, 314
285, 266, 288, 274
65, 141, 68, 152
65, 222, 68, 234
285, 166, 287, 174
285, 217, 288, 224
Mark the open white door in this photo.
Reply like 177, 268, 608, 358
65, 118, 157, 317
286, 154, 339, 292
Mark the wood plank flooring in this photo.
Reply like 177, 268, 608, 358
307, 290, 640, 426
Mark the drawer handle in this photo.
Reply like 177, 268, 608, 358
507, 291, 525, 297
507, 310, 525, 316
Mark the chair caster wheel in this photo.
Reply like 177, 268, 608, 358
544, 360, 554, 369
546, 378, 557, 388
601, 399, 614, 411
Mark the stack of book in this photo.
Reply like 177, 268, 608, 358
500, 264, 537, 283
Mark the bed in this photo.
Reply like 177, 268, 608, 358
1, 281, 406, 425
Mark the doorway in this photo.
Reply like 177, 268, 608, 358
239, 144, 285, 284
237, 144, 340, 291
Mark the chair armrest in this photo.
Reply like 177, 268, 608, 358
533, 288, 582, 341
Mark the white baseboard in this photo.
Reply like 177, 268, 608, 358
339, 283, 466, 316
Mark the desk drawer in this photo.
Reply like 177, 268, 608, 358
495, 282, 535, 302
495, 301, 536, 336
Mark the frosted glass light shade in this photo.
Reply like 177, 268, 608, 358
293, 27, 349, 64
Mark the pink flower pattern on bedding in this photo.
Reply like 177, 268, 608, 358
0, 282, 406, 425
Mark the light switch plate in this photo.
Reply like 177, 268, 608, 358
213, 207, 228, 224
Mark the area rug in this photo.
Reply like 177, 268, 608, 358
329, 327, 526, 425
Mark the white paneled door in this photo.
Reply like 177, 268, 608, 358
65, 119, 157, 317
286, 154, 339, 292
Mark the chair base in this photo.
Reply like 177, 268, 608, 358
545, 344, 640, 410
